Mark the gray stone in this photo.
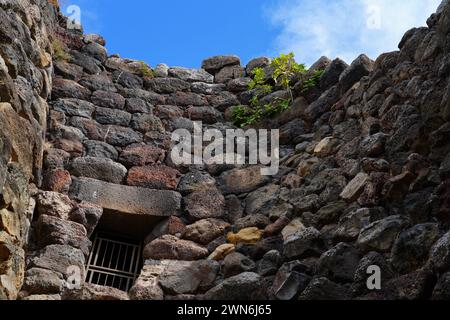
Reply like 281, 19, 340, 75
143, 235, 209, 260
36, 191, 74, 220
125, 98, 153, 114
319, 58, 348, 90
112, 70, 144, 89
338, 54, 374, 94
184, 218, 230, 245
79, 74, 117, 92
246, 57, 271, 75
84, 140, 119, 160
283, 227, 323, 259
219, 166, 270, 195
299, 277, 350, 300
228, 77, 252, 92
391, 223, 440, 274
104, 125, 143, 147
29, 245, 85, 280
69, 202, 103, 237
119, 88, 166, 105
235, 214, 271, 230
36, 215, 91, 258
207, 91, 240, 109
71, 157, 127, 184
119, 144, 165, 167
83, 34, 106, 46
154, 64, 169, 77
82, 42, 107, 62
66, 283, 129, 300
91, 90, 126, 109
167, 91, 208, 106
129, 263, 164, 300
158, 260, 219, 294
145, 77, 190, 93
22, 268, 64, 295
168, 67, 213, 83
222, 252, 256, 278
191, 82, 226, 94
69, 177, 181, 216
202, 55, 241, 74
358, 215, 410, 252
185, 106, 223, 124
177, 170, 216, 195
340, 172, 370, 202
318, 243, 361, 282
432, 272, 450, 300
204, 272, 263, 300
70, 51, 102, 75
52, 99, 95, 118
429, 231, 450, 272
245, 184, 280, 215
257, 250, 282, 276
334, 207, 386, 241
272, 262, 311, 300
54, 61, 84, 81
52, 78, 91, 100
185, 187, 225, 220
215, 65, 246, 83
130, 113, 165, 133
94, 107, 131, 126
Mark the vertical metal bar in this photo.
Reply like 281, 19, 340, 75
129, 245, 136, 274
115, 244, 122, 270
133, 243, 142, 281
108, 243, 115, 269
89, 237, 99, 283
101, 240, 109, 267
122, 245, 129, 272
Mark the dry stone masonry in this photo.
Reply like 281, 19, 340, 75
0, 0, 450, 300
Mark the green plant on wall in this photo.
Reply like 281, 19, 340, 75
271, 52, 306, 101
301, 69, 324, 94
139, 61, 155, 78
233, 52, 313, 128
52, 39, 71, 61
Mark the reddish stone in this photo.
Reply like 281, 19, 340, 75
119, 144, 166, 167
281, 173, 303, 189
167, 216, 186, 235
43, 168, 72, 193
264, 215, 291, 237
143, 235, 208, 260
53, 139, 83, 156
185, 187, 225, 220
127, 165, 181, 190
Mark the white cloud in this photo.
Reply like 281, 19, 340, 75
265, 0, 442, 66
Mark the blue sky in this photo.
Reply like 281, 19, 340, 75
62, 0, 441, 68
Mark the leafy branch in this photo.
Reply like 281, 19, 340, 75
232, 52, 307, 128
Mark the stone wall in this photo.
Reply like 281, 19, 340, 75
1, 0, 450, 300
0, 0, 58, 300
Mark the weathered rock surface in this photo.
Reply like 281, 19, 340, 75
2, 0, 449, 302
69, 177, 181, 216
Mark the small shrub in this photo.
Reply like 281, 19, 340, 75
271, 52, 306, 101
248, 67, 272, 94
301, 69, 324, 94
139, 61, 155, 78
232, 52, 307, 127
52, 39, 71, 61
232, 98, 291, 128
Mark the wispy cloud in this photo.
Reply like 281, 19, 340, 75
265, 0, 442, 66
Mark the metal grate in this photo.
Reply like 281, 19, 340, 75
85, 233, 142, 292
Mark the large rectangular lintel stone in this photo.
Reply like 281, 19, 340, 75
69, 177, 181, 216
